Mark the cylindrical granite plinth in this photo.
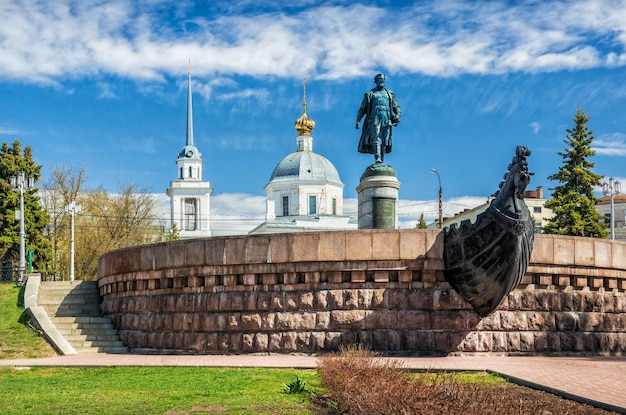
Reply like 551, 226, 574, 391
356, 164, 400, 229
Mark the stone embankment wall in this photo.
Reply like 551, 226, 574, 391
98, 230, 626, 355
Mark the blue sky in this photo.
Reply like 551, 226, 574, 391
1, 0, 625, 226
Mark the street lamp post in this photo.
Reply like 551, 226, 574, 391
603, 177, 621, 241
10, 172, 34, 284
430, 169, 443, 229
65, 201, 82, 281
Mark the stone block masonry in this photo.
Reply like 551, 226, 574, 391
98, 230, 626, 355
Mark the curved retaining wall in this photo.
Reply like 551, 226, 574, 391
97, 230, 626, 355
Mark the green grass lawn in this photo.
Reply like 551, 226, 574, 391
0, 366, 320, 414
0, 282, 56, 359
0, 282, 320, 414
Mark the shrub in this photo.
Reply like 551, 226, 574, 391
317, 346, 456, 414
283, 374, 309, 395
315, 346, 613, 415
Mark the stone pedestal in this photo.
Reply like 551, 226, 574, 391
356, 164, 400, 229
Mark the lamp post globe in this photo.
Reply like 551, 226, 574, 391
603, 177, 621, 241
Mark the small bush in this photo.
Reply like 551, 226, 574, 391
317, 346, 454, 414
316, 345, 614, 415
283, 374, 309, 395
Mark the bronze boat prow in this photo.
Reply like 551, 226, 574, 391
443, 146, 534, 317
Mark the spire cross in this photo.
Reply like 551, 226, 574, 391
302, 74, 307, 114
186, 60, 194, 146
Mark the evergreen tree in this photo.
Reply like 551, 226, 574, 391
416, 212, 428, 229
0, 139, 52, 274
543, 109, 607, 238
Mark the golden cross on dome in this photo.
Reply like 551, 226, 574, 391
302, 74, 307, 114
294, 74, 315, 136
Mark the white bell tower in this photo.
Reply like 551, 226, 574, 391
166, 63, 212, 238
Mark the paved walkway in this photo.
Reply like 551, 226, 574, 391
1, 354, 625, 413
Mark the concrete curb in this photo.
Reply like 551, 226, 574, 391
23, 276, 77, 356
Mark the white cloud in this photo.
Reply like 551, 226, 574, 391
153, 193, 170, 217
594, 133, 626, 156
529, 122, 541, 134
211, 193, 266, 216
0, 0, 625, 84
0, 125, 21, 136
96, 82, 119, 99
217, 88, 270, 102
343, 198, 358, 216
606, 51, 626, 65
151, 192, 487, 232
181, 76, 268, 103
398, 195, 487, 223
187, 77, 235, 100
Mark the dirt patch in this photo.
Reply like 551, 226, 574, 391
315, 349, 619, 415
312, 377, 618, 415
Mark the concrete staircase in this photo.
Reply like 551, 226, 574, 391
38, 280, 127, 354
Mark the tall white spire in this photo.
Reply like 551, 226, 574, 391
166, 59, 213, 239
186, 58, 194, 147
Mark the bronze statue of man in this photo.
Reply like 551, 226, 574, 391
355, 73, 402, 164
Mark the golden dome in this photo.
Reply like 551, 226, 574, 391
295, 104, 315, 136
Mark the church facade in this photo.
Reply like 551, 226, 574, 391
250, 78, 356, 234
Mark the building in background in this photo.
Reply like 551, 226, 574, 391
166, 67, 213, 239
432, 186, 553, 233
523, 186, 553, 233
596, 194, 626, 241
250, 78, 356, 234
